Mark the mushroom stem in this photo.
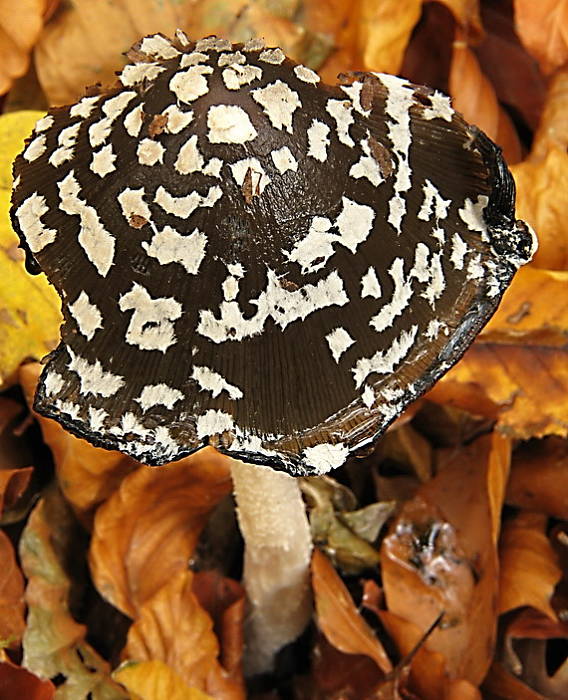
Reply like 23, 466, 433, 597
230, 458, 313, 676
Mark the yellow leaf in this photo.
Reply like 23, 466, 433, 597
113, 660, 213, 700
0, 111, 62, 388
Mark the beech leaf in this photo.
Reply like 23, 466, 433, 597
514, 0, 568, 74
0, 529, 25, 649
113, 660, 213, 700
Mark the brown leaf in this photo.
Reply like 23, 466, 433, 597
506, 438, 568, 520
311, 548, 392, 675
0, 468, 33, 520
531, 68, 568, 161
498, 510, 563, 619
113, 660, 213, 700
19, 363, 135, 525
89, 449, 233, 619
0, 661, 55, 699
511, 147, 568, 270
449, 37, 522, 163
432, 0, 484, 41
481, 267, 568, 346
483, 661, 547, 700
514, 0, 568, 74
381, 432, 511, 685
123, 569, 244, 699
0, 529, 25, 648
427, 343, 568, 440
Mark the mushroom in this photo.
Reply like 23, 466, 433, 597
11, 32, 536, 675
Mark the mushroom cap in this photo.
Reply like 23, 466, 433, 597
11, 33, 536, 475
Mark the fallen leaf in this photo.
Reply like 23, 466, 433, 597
0, 112, 62, 389
381, 432, 511, 685
0, 466, 33, 523
449, 36, 522, 163
506, 438, 568, 519
19, 486, 128, 697
531, 67, 568, 160
498, 510, 562, 619
432, 0, 484, 41
483, 661, 546, 700
311, 548, 392, 675
123, 569, 244, 699
514, 0, 568, 74
511, 147, 568, 270
0, 529, 25, 649
113, 660, 213, 700
481, 267, 568, 346
375, 423, 432, 482
0, 661, 55, 699
19, 363, 135, 526
427, 343, 568, 440
89, 449, 233, 618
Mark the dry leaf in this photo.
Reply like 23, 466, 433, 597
449, 37, 522, 163
481, 267, 568, 346
89, 449, 232, 619
531, 67, 568, 161
311, 548, 392, 675
113, 660, 213, 700
19, 487, 128, 697
428, 343, 568, 439
0, 661, 55, 699
511, 147, 568, 270
123, 569, 244, 699
381, 432, 511, 685
514, 0, 568, 74
0, 529, 25, 649
483, 661, 547, 700
0, 466, 33, 521
432, 0, 484, 40
498, 510, 562, 619
19, 363, 135, 525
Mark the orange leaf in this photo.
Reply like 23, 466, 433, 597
0, 661, 55, 699
311, 548, 392, 675
498, 510, 562, 619
483, 662, 547, 700
381, 432, 511, 685
531, 68, 568, 161
113, 659, 213, 700
19, 363, 135, 526
0, 529, 25, 648
89, 449, 232, 618
514, 0, 568, 74
432, 0, 484, 41
123, 569, 244, 699
449, 38, 522, 163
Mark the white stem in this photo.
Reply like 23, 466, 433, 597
230, 459, 313, 676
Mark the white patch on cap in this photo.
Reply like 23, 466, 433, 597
155, 184, 222, 218
307, 119, 330, 162
34, 115, 54, 133
422, 252, 445, 306
119, 283, 182, 353
271, 146, 298, 174
69, 291, 102, 340
326, 327, 355, 363
170, 64, 214, 103
192, 366, 243, 400
218, 51, 245, 66
303, 443, 349, 474
67, 348, 124, 397
467, 254, 484, 280
227, 262, 244, 277
207, 104, 257, 144
222, 275, 239, 301
136, 383, 184, 411
120, 62, 165, 87
174, 135, 222, 178
118, 187, 151, 223
353, 324, 418, 387
362, 385, 374, 408
196, 409, 234, 439
370, 258, 413, 333
15, 193, 57, 253
180, 52, 209, 68
259, 48, 285, 64
70, 95, 100, 119
336, 196, 375, 252
23, 135, 46, 162
252, 81, 301, 133
450, 232, 468, 270
198, 269, 348, 343
88, 91, 137, 147
361, 267, 382, 299
110, 412, 150, 439
459, 195, 489, 233
326, 99, 354, 146
49, 122, 82, 166
425, 319, 448, 340
162, 105, 194, 134
410, 242, 430, 283
421, 91, 453, 122
124, 104, 144, 137
294, 65, 319, 84
222, 63, 263, 90
137, 138, 165, 166
418, 179, 451, 221
341, 82, 371, 116
196, 37, 231, 52
350, 139, 384, 186
143, 225, 207, 274
244, 38, 265, 52
90, 144, 117, 177
139, 34, 180, 60
230, 158, 271, 194
88, 407, 108, 432
43, 371, 64, 397
58, 172, 115, 276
